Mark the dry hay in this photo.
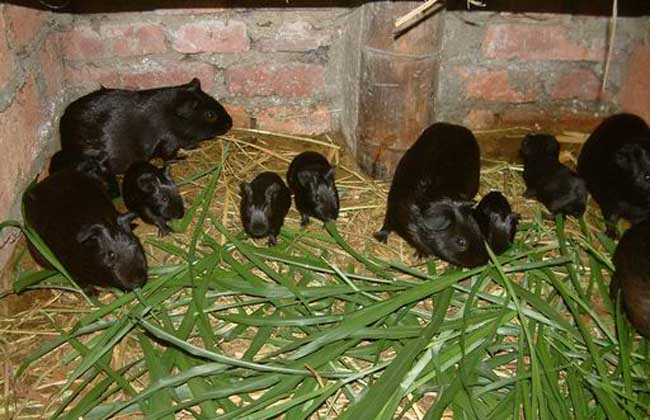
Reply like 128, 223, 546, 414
0, 127, 605, 419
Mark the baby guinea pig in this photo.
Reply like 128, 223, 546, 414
286, 151, 339, 226
610, 219, 650, 337
520, 134, 587, 217
239, 172, 292, 246
122, 161, 184, 236
472, 191, 520, 255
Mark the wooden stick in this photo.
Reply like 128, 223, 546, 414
394, 0, 441, 31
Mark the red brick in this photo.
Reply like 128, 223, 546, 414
226, 63, 324, 97
153, 8, 224, 15
550, 68, 601, 100
0, 13, 15, 91
465, 109, 497, 130
170, 20, 249, 54
257, 21, 329, 52
61, 23, 166, 60
39, 33, 64, 98
222, 104, 250, 128
483, 24, 605, 61
65, 59, 216, 91
620, 44, 650, 124
257, 105, 331, 135
457, 68, 536, 103
0, 77, 43, 222
5, 5, 47, 49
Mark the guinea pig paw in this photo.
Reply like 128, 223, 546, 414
267, 235, 278, 247
373, 230, 389, 243
300, 214, 310, 227
157, 223, 172, 237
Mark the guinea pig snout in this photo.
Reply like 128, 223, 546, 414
248, 211, 269, 237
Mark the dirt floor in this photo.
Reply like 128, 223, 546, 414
0, 127, 599, 419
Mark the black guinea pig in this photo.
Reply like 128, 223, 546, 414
23, 169, 148, 292
239, 172, 292, 246
520, 134, 587, 217
610, 219, 650, 337
60, 78, 232, 175
374, 122, 488, 268
49, 149, 120, 197
577, 113, 650, 237
286, 151, 339, 226
473, 191, 519, 255
122, 162, 185, 237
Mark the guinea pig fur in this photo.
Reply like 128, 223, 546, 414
473, 191, 519, 255
49, 149, 120, 197
374, 122, 488, 268
286, 151, 339, 226
520, 134, 587, 218
577, 113, 650, 237
122, 162, 185, 237
23, 169, 148, 292
59, 78, 232, 175
239, 172, 292, 246
610, 220, 650, 338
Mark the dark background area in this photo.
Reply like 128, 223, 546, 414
2, 0, 649, 15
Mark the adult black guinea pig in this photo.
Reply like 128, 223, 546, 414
520, 134, 587, 217
610, 220, 650, 338
286, 151, 339, 225
577, 113, 650, 237
60, 78, 232, 175
122, 162, 185, 237
374, 122, 488, 268
23, 169, 148, 292
473, 191, 519, 255
239, 172, 292, 246
49, 149, 120, 197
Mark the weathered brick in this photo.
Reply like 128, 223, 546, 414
170, 20, 249, 54
5, 5, 47, 49
457, 68, 536, 103
465, 109, 497, 130
61, 23, 166, 60
226, 63, 324, 97
257, 21, 329, 52
0, 13, 15, 91
65, 59, 216, 91
39, 33, 64, 98
222, 104, 250, 128
257, 105, 331, 135
550, 68, 601, 100
482, 24, 605, 61
620, 44, 650, 123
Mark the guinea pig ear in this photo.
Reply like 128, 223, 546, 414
324, 167, 336, 183
186, 78, 201, 91
265, 183, 280, 202
162, 164, 173, 182
137, 173, 159, 193
239, 182, 252, 199
175, 97, 200, 119
297, 171, 314, 187
77, 224, 105, 245
117, 212, 138, 231
545, 136, 560, 156
614, 144, 638, 168
423, 211, 452, 232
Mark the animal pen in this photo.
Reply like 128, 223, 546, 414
0, 0, 650, 418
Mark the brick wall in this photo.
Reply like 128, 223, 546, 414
0, 4, 67, 275
436, 12, 650, 131
60, 8, 348, 135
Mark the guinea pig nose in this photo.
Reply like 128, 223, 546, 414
456, 237, 468, 249
251, 221, 267, 236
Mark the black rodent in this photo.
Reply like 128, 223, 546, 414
577, 113, 650, 237
473, 191, 519, 255
239, 172, 292, 246
374, 122, 488, 268
286, 151, 339, 226
520, 133, 587, 217
122, 161, 185, 237
60, 78, 232, 175
49, 149, 120, 197
610, 219, 650, 338
23, 169, 148, 292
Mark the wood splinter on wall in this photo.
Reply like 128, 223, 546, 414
393, 0, 485, 35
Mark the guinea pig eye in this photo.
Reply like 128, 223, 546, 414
162, 196, 169, 202
108, 251, 116, 261
204, 110, 217, 122
644, 173, 650, 182
456, 238, 467, 248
